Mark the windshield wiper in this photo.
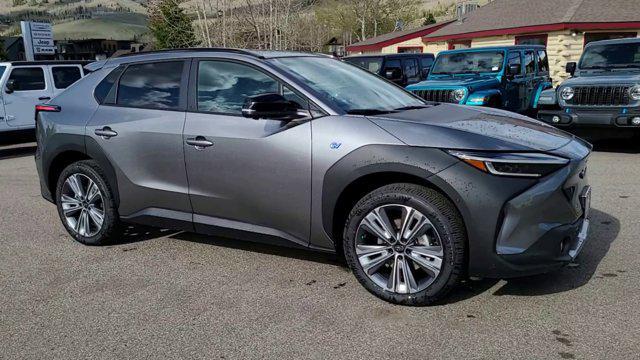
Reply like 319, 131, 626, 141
346, 109, 398, 115
610, 64, 640, 69
394, 105, 429, 111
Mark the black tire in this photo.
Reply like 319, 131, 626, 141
55, 160, 121, 245
343, 183, 466, 306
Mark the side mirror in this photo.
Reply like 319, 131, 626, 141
384, 67, 403, 82
506, 63, 521, 78
566, 62, 577, 76
5, 79, 16, 94
241, 93, 304, 120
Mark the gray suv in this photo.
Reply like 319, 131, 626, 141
35, 49, 592, 305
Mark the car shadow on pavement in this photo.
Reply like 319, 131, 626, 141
0, 144, 37, 160
114, 224, 182, 245
441, 208, 619, 304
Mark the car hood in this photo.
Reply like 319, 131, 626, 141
408, 76, 500, 90
563, 72, 640, 86
369, 104, 574, 152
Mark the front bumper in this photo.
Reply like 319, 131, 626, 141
430, 139, 591, 278
538, 108, 640, 128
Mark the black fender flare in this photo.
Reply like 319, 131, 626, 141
320, 145, 459, 238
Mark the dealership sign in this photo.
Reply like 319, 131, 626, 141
20, 21, 56, 60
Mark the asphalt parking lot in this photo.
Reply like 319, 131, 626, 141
1, 135, 639, 360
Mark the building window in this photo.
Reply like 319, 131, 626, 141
583, 32, 638, 47
397, 46, 423, 53
448, 40, 471, 50
515, 34, 548, 46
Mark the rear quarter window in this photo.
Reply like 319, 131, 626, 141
94, 66, 125, 104
52, 66, 82, 89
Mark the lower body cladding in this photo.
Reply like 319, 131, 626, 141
430, 140, 591, 278
538, 107, 640, 130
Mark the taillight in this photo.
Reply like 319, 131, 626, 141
35, 104, 61, 113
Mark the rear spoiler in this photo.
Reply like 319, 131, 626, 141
84, 60, 108, 73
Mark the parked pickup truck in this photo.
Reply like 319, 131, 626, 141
343, 53, 435, 87
407, 45, 552, 114
0, 61, 89, 133
537, 38, 640, 136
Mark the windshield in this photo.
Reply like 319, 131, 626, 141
431, 51, 505, 74
580, 42, 640, 69
270, 57, 425, 114
344, 57, 384, 74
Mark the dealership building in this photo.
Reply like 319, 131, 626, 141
347, 0, 640, 85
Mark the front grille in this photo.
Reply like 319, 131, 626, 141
569, 86, 631, 106
413, 89, 456, 103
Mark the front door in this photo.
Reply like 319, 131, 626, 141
3, 66, 53, 128
183, 59, 312, 246
504, 50, 526, 112
86, 60, 192, 225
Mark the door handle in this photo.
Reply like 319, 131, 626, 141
38, 96, 51, 101
186, 136, 214, 149
95, 127, 118, 139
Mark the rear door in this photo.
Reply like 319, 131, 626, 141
86, 60, 193, 225
49, 65, 84, 96
504, 50, 526, 112
523, 50, 537, 111
402, 58, 421, 86
3, 66, 53, 128
183, 58, 313, 246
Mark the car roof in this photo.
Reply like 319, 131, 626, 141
2, 60, 92, 66
344, 53, 434, 59
585, 37, 640, 47
87, 48, 326, 72
439, 45, 545, 55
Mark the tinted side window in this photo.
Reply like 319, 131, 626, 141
384, 59, 401, 70
52, 66, 82, 89
524, 51, 535, 74
507, 51, 522, 75
537, 50, 549, 73
8, 67, 45, 91
403, 59, 419, 78
420, 57, 433, 69
117, 61, 184, 110
197, 61, 279, 115
94, 66, 125, 104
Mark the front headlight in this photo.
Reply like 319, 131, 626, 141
448, 151, 569, 178
452, 89, 466, 102
560, 87, 574, 101
630, 85, 640, 101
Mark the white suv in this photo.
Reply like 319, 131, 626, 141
0, 61, 88, 133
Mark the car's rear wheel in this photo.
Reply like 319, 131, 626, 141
343, 183, 466, 305
55, 160, 120, 245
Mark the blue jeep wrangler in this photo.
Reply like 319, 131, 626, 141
537, 38, 640, 137
407, 45, 552, 114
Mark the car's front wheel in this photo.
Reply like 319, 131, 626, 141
343, 183, 466, 305
55, 160, 120, 245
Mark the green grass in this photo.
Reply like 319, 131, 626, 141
53, 13, 148, 41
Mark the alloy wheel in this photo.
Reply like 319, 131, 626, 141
60, 173, 105, 237
355, 204, 444, 294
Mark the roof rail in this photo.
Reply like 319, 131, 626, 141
116, 48, 265, 59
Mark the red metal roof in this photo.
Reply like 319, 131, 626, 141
346, 21, 453, 52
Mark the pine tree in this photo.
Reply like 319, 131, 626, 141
148, 0, 197, 49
